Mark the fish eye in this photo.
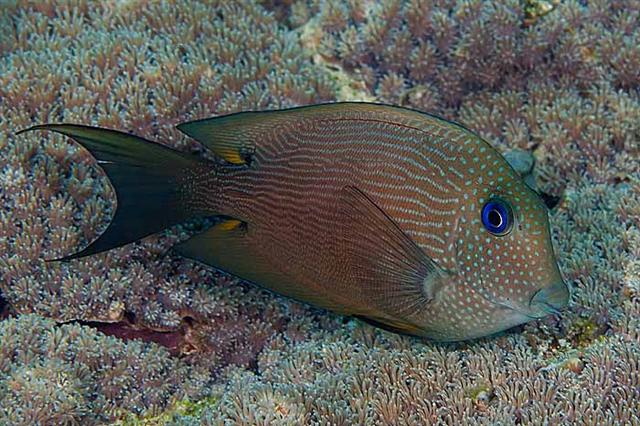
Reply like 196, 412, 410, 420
481, 198, 513, 236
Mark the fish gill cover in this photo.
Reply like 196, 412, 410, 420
0, 0, 638, 424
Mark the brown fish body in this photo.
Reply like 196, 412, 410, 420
21, 103, 569, 341
177, 104, 565, 340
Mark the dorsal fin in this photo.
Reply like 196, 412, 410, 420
175, 102, 472, 166
176, 112, 273, 165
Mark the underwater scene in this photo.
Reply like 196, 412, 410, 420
1, 0, 639, 424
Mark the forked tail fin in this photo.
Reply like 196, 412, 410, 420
17, 124, 212, 261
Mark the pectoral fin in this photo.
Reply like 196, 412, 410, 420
337, 186, 447, 330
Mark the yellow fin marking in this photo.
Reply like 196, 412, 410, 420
216, 219, 243, 231
219, 149, 244, 165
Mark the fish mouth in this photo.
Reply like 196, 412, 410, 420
488, 280, 570, 320
475, 274, 569, 321
528, 280, 570, 318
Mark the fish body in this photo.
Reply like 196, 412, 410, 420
21, 103, 569, 341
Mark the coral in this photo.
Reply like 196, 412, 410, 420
270, 0, 640, 332
165, 324, 639, 425
0, 314, 213, 425
118, 395, 220, 425
0, 0, 339, 422
1, 0, 639, 424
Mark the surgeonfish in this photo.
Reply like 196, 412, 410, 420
19, 103, 569, 341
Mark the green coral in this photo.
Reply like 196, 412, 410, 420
118, 396, 221, 426
464, 382, 493, 401
568, 317, 608, 348
522, 0, 560, 25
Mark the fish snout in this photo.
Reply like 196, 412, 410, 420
529, 280, 570, 317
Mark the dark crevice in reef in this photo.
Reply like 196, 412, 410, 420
182, 315, 195, 327
539, 192, 561, 210
124, 310, 136, 323
0, 290, 9, 320
76, 312, 196, 357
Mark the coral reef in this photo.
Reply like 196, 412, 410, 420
1, 0, 639, 424
177, 180, 640, 424
0, 314, 213, 424
177, 325, 639, 425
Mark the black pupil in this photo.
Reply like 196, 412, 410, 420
488, 209, 502, 228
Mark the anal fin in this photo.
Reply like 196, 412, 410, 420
173, 219, 340, 309
173, 218, 251, 272
354, 315, 422, 336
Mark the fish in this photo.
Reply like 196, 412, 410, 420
18, 102, 570, 341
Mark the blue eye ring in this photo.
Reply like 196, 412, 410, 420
481, 198, 513, 236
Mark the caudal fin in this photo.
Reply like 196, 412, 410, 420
17, 124, 211, 260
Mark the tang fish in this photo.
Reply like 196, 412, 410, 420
20, 103, 569, 341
